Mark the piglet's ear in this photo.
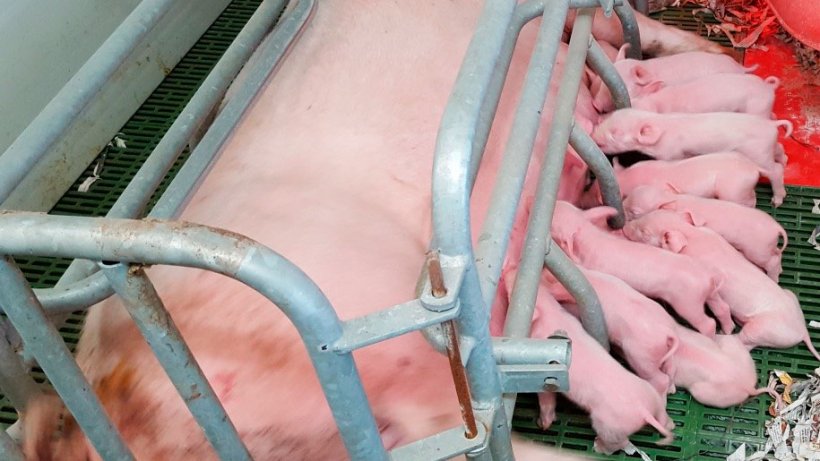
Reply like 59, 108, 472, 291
641, 80, 664, 95
681, 211, 704, 227
661, 230, 687, 253
631, 65, 651, 85
638, 122, 661, 146
616, 43, 629, 62
583, 206, 618, 227
664, 182, 681, 194
612, 157, 625, 173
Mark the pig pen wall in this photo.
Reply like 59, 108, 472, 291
1, 2, 818, 460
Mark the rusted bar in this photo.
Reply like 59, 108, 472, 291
444, 320, 479, 439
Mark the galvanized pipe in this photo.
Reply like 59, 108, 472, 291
586, 39, 632, 110
0, 331, 40, 411
20, 0, 314, 317
0, 257, 136, 460
492, 337, 570, 366
0, 0, 175, 204
430, 0, 518, 458
474, 0, 570, 308
502, 8, 608, 346
151, 0, 315, 220
100, 263, 252, 461
614, 1, 642, 59
0, 428, 25, 461
543, 242, 608, 345
0, 212, 387, 460
568, 124, 625, 228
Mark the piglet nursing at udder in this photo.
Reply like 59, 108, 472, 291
623, 211, 820, 361
590, 48, 756, 112
591, 109, 792, 205
547, 269, 679, 396
624, 185, 788, 280
551, 201, 733, 337
523, 284, 674, 455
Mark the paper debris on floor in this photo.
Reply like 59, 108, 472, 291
809, 226, 820, 251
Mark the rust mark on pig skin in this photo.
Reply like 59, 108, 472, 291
425, 251, 447, 298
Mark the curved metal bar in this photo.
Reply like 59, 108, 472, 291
430, 0, 518, 458
474, 0, 570, 308
614, 1, 642, 59
0, 212, 388, 461
586, 39, 631, 110
569, 124, 625, 228
22, 0, 314, 317
503, 8, 609, 348
0, 0, 176, 203
543, 241, 608, 345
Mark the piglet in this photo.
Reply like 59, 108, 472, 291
525, 284, 674, 454
630, 74, 780, 119
624, 185, 788, 280
623, 210, 820, 360
663, 325, 767, 408
591, 47, 757, 113
551, 201, 734, 337
582, 154, 763, 208
547, 269, 679, 396
591, 109, 792, 206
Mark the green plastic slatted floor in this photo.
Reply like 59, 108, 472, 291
1, 3, 817, 461
0, 0, 265, 429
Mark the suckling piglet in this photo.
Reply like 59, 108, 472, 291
624, 185, 788, 280
590, 47, 758, 113
547, 269, 679, 396
663, 325, 767, 408
582, 153, 763, 208
630, 74, 780, 119
591, 109, 792, 206
551, 201, 734, 337
526, 284, 675, 454
623, 210, 820, 360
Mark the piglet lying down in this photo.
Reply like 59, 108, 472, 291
623, 210, 820, 361
509, 283, 675, 455
583, 153, 764, 208
591, 109, 793, 206
624, 185, 788, 281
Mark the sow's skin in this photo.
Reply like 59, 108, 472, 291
21, 2, 725, 460
623, 184, 788, 281
623, 210, 820, 361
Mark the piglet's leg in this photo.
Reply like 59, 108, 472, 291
537, 392, 558, 430
768, 163, 787, 207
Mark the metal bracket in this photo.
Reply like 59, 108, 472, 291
419, 253, 467, 312
499, 363, 569, 394
389, 424, 487, 461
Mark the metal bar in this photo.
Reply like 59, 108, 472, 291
474, 0, 570, 310
614, 1, 642, 59
544, 242, 608, 347
331, 299, 460, 354
388, 424, 487, 461
0, 0, 175, 204
491, 336, 570, 366
568, 124, 625, 228
151, 0, 315, 221
586, 39, 631, 110
0, 428, 25, 461
632, 0, 649, 15
14, 0, 312, 319
502, 7, 609, 424
0, 212, 387, 461
100, 262, 252, 461
430, 0, 517, 458
0, 330, 40, 411
0, 257, 135, 460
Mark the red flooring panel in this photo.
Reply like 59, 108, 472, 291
746, 36, 820, 187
